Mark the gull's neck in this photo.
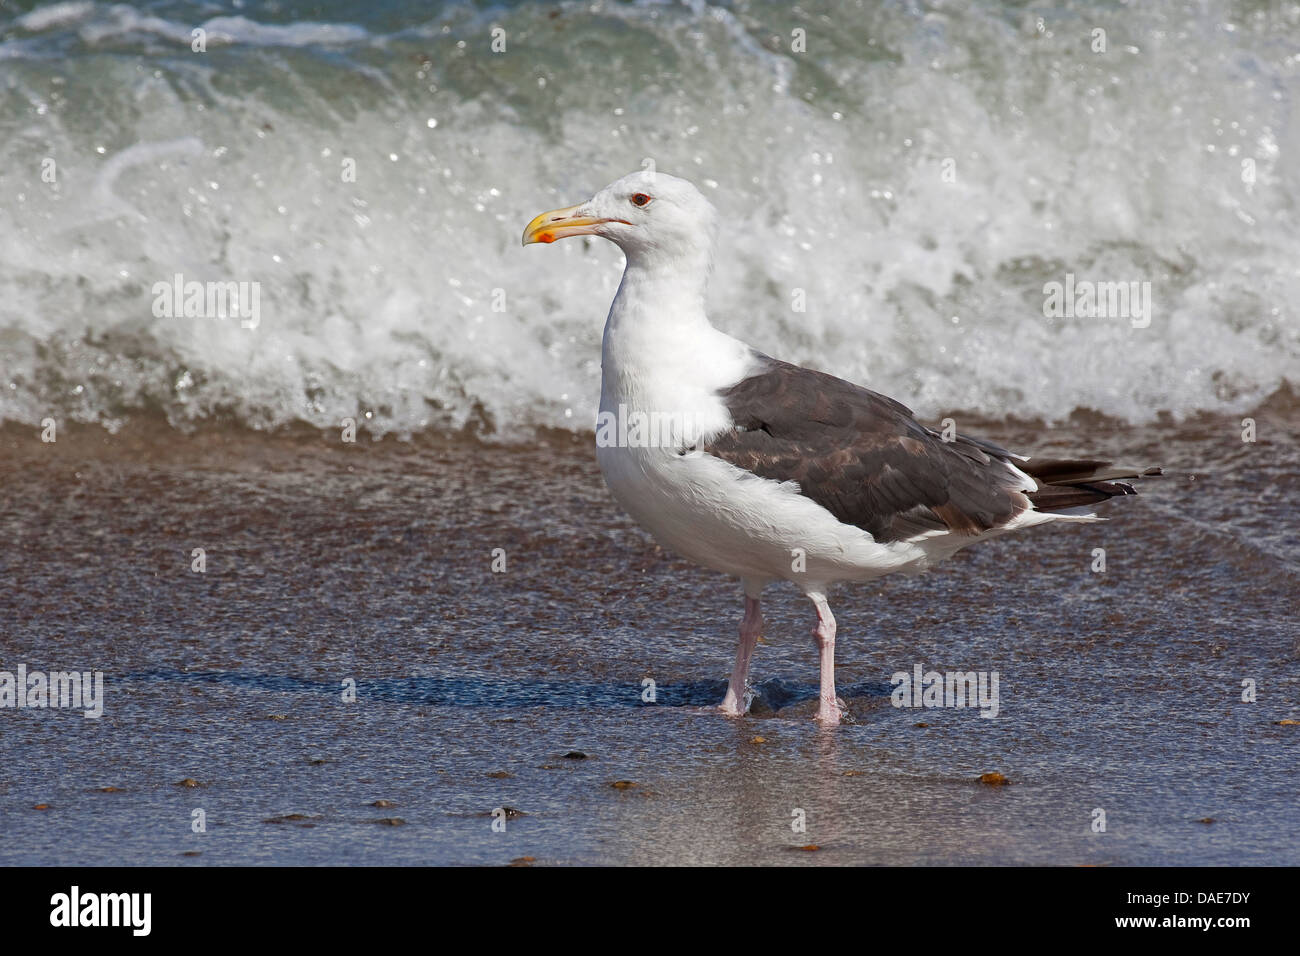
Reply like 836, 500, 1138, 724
606, 246, 712, 335
599, 244, 752, 415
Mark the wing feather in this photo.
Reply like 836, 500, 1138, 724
701, 356, 1031, 543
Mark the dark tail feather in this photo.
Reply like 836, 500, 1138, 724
1021, 458, 1162, 514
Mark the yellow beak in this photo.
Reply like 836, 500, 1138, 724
521, 203, 627, 246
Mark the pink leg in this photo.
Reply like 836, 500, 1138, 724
809, 593, 842, 726
719, 596, 763, 716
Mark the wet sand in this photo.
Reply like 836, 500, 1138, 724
1, 399, 1297, 865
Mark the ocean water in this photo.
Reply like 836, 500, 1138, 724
1, 0, 1296, 437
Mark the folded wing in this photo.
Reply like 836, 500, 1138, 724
702, 355, 1158, 544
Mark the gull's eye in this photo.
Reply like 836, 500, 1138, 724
630, 193, 652, 207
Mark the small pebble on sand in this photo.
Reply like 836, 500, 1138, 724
263, 813, 320, 825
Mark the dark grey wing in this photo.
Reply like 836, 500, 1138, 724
701, 356, 1032, 543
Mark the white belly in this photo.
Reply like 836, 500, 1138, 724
595, 437, 938, 589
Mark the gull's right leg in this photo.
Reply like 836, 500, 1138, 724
809, 591, 843, 726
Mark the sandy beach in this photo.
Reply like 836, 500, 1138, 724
2, 397, 1295, 865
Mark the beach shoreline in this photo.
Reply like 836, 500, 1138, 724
1, 402, 1296, 865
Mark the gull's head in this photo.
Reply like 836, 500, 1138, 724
522, 170, 717, 266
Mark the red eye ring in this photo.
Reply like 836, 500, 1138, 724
630, 193, 652, 207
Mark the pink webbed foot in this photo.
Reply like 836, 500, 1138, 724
718, 697, 747, 718
815, 696, 847, 726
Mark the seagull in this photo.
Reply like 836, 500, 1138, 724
523, 170, 1158, 726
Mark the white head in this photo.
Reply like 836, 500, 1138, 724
522, 170, 717, 271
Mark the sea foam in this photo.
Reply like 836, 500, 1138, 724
0, 0, 1295, 438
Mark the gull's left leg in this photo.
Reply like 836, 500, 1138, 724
808, 591, 843, 726
719, 594, 763, 716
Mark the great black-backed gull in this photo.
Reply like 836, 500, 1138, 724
523, 170, 1159, 726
